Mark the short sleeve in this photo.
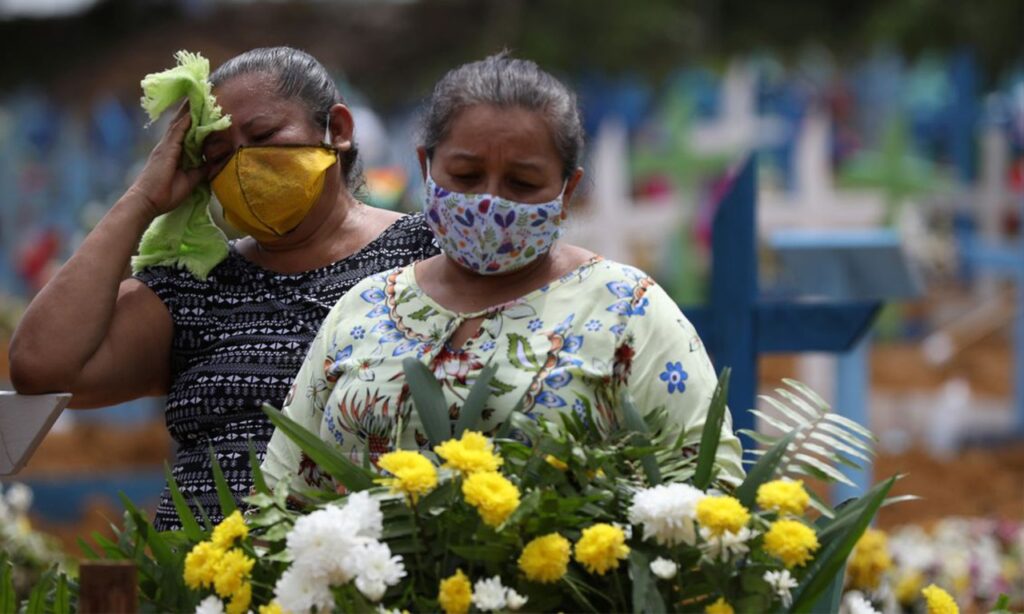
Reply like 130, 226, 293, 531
133, 265, 182, 315
621, 282, 745, 485
261, 313, 338, 492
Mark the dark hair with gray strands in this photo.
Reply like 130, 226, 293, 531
210, 46, 363, 189
420, 52, 585, 180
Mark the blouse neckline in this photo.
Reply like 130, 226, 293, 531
404, 256, 604, 320
228, 215, 410, 279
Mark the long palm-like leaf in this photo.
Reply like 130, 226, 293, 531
747, 380, 875, 488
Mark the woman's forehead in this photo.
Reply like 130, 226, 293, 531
440, 104, 560, 163
212, 72, 304, 120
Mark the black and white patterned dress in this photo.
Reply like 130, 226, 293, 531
135, 213, 438, 530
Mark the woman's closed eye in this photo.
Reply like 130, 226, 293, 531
252, 129, 277, 142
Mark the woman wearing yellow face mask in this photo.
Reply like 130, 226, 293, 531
8, 47, 438, 530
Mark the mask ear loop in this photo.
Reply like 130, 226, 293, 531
322, 111, 332, 146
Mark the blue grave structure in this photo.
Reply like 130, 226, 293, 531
960, 197, 1024, 437
684, 155, 919, 499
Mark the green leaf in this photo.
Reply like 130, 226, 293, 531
619, 391, 661, 485
164, 461, 204, 541
758, 394, 812, 429
693, 367, 729, 489
448, 545, 512, 563
401, 358, 450, 446
808, 560, 847, 614
90, 531, 125, 560
77, 536, 100, 559
208, 445, 238, 517
822, 413, 877, 442
54, 573, 70, 614
0, 556, 15, 614
249, 440, 270, 495
261, 403, 376, 491
25, 567, 53, 614
791, 453, 856, 486
748, 409, 794, 434
119, 493, 175, 569
807, 431, 873, 463
789, 476, 896, 612
629, 550, 666, 614
735, 430, 796, 508
455, 363, 497, 437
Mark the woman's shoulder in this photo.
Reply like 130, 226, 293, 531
371, 212, 438, 252
570, 257, 663, 293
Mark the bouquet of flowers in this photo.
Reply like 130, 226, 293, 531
69, 363, 923, 613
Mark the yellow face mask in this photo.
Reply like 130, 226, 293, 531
211, 145, 338, 243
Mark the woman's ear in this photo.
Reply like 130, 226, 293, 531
562, 166, 585, 207
327, 103, 355, 151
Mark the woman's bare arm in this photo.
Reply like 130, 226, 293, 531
8, 110, 203, 407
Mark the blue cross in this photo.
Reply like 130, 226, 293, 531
684, 156, 882, 444
960, 218, 1024, 436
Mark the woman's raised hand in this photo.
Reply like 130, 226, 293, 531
126, 106, 208, 218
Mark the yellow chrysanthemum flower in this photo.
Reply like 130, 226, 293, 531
462, 471, 520, 527
438, 569, 473, 614
696, 496, 751, 536
258, 603, 285, 614
183, 540, 225, 589
213, 548, 255, 598
847, 529, 892, 590
226, 581, 252, 614
377, 450, 438, 502
211, 510, 249, 549
756, 479, 810, 516
895, 571, 925, 605
573, 523, 630, 575
763, 519, 820, 568
922, 584, 959, 614
518, 533, 571, 583
434, 431, 502, 475
545, 454, 569, 471
705, 597, 734, 614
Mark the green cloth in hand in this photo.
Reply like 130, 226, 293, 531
131, 50, 232, 280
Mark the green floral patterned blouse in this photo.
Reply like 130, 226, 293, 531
262, 257, 744, 491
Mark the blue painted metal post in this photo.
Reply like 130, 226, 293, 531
709, 156, 758, 437
686, 155, 883, 446
833, 335, 872, 501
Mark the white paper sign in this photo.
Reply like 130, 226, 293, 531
0, 391, 71, 475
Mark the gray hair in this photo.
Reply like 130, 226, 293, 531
420, 53, 584, 179
210, 46, 362, 189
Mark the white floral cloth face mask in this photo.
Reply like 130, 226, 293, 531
423, 160, 567, 275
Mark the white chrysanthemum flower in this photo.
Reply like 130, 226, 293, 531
194, 595, 224, 614
377, 607, 402, 614
649, 557, 678, 580
350, 541, 405, 601
841, 591, 880, 614
471, 576, 508, 611
699, 526, 754, 561
356, 577, 387, 602
5, 483, 32, 514
287, 504, 363, 584
628, 483, 705, 546
505, 588, 528, 611
344, 491, 384, 540
763, 569, 798, 608
274, 567, 335, 614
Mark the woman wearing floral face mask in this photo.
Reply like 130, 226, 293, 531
262, 53, 743, 490
9, 47, 438, 530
